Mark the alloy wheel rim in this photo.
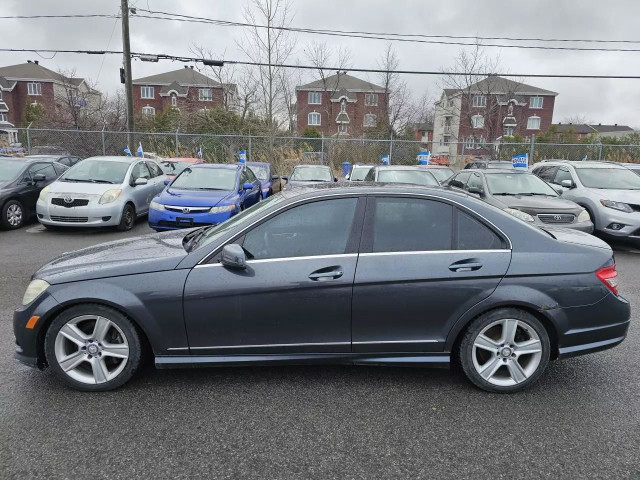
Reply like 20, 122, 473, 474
54, 315, 129, 385
124, 209, 133, 227
472, 318, 543, 387
7, 204, 22, 226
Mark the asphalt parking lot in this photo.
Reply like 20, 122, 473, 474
1, 220, 639, 479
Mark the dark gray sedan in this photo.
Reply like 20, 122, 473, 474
14, 184, 629, 392
447, 169, 594, 232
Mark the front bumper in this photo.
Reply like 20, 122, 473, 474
148, 206, 235, 230
36, 198, 123, 227
595, 208, 640, 240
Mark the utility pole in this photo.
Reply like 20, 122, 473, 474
120, 0, 134, 146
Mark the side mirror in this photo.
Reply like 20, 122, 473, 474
271, 174, 280, 181
282, 176, 288, 182
134, 177, 148, 186
164, 179, 171, 186
561, 179, 575, 189
242, 182, 254, 190
32, 173, 46, 183
467, 186, 484, 195
220, 244, 247, 269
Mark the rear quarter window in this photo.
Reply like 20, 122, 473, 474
456, 210, 506, 250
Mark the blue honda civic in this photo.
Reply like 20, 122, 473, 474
148, 164, 262, 231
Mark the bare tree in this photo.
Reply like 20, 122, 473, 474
377, 44, 412, 137
561, 114, 593, 125
278, 64, 302, 133
191, 45, 240, 112
237, 0, 295, 131
51, 69, 104, 129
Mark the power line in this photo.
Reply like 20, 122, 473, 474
131, 9, 640, 52
0, 14, 119, 19
1, 47, 640, 79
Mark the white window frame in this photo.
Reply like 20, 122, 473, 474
465, 137, 475, 149
443, 135, 451, 145
27, 82, 42, 96
308, 112, 321, 126
141, 86, 154, 99
529, 96, 543, 109
363, 114, 376, 128
0, 90, 3, 100
471, 115, 484, 129
142, 105, 155, 116
472, 95, 487, 108
365, 93, 378, 106
527, 116, 541, 130
199, 88, 212, 102
338, 124, 347, 134
476, 136, 485, 149
171, 95, 177, 107
0, 112, 7, 122
308, 91, 321, 105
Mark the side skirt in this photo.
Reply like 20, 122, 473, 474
155, 352, 451, 369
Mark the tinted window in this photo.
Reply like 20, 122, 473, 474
449, 171, 471, 189
364, 169, 376, 181
553, 167, 573, 185
466, 173, 484, 191
28, 163, 57, 180
243, 198, 358, 260
146, 161, 163, 178
244, 167, 257, 182
58, 157, 72, 166
371, 198, 453, 252
534, 165, 558, 182
457, 211, 504, 250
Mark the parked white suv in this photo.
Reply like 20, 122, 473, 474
532, 160, 640, 243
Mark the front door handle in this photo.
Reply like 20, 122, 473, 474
449, 261, 483, 272
309, 266, 344, 281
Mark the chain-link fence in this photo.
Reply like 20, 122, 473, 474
12, 127, 640, 175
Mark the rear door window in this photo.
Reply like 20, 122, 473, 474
367, 197, 453, 252
28, 163, 57, 181
131, 162, 151, 181
553, 167, 574, 185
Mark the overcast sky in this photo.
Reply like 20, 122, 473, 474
1, 0, 639, 127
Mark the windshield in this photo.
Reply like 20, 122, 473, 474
377, 169, 438, 186
575, 167, 640, 190
172, 167, 238, 191
196, 194, 286, 249
427, 168, 454, 183
290, 166, 332, 182
350, 166, 373, 181
161, 161, 196, 175
486, 173, 558, 196
247, 165, 269, 180
62, 159, 129, 184
0, 160, 25, 182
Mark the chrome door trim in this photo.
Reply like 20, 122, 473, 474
190, 341, 351, 350
197, 191, 512, 265
352, 339, 439, 345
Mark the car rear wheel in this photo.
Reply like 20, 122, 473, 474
2, 199, 24, 229
116, 204, 135, 231
44, 304, 142, 391
459, 308, 550, 393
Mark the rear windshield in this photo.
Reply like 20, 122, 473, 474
377, 169, 439, 186
575, 167, 640, 190
172, 168, 238, 191
61, 159, 129, 184
290, 166, 333, 182
350, 166, 373, 181
161, 161, 196, 175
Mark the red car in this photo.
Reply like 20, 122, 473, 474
159, 157, 204, 180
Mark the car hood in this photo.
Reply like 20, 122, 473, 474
287, 180, 330, 188
541, 226, 611, 250
34, 229, 191, 284
158, 187, 236, 207
47, 180, 121, 196
587, 188, 640, 204
496, 194, 582, 213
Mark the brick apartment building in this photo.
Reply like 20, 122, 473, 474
433, 77, 557, 159
296, 73, 389, 137
0, 61, 99, 143
132, 66, 234, 117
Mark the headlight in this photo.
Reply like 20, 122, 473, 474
600, 199, 633, 213
150, 200, 165, 211
22, 279, 49, 306
99, 189, 122, 205
577, 209, 591, 222
504, 208, 535, 222
209, 205, 236, 213
38, 185, 51, 202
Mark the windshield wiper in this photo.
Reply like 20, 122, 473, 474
196, 187, 226, 191
62, 178, 95, 183
183, 225, 214, 252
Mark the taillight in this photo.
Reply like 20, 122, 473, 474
596, 264, 618, 296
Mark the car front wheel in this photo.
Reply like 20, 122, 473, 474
459, 308, 550, 393
2, 199, 25, 229
44, 304, 142, 391
117, 204, 135, 231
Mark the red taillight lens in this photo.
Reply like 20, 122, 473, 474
596, 264, 618, 296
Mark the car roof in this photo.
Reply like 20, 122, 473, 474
84, 156, 142, 164
423, 165, 452, 169
245, 161, 269, 167
537, 160, 625, 169
2, 156, 58, 164
375, 165, 430, 171
161, 157, 201, 162
191, 163, 240, 170
293, 164, 331, 168
26, 154, 69, 159
482, 169, 530, 174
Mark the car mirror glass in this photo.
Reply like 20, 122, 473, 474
221, 244, 247, 269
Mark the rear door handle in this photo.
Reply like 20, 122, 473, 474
449, 262, 483, 272
309, 266, 344, 281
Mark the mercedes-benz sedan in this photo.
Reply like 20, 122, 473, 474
14, 184, 630, 393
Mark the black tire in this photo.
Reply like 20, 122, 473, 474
459, 308, 551, 393
1, 199, 25, 230
116, 203, 135, 231
44, 304, 143, 392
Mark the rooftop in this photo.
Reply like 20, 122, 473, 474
444, 76, 558, 97
552, 123, 634, 134
0, 62, 87, 86
133, 67, 222, 86
297, 73, 384, 92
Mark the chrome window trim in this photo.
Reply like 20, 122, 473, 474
195, 253, 358, 268
191, 341, 351, 350
197, 191, 513, 265
359, 249, 510, 257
